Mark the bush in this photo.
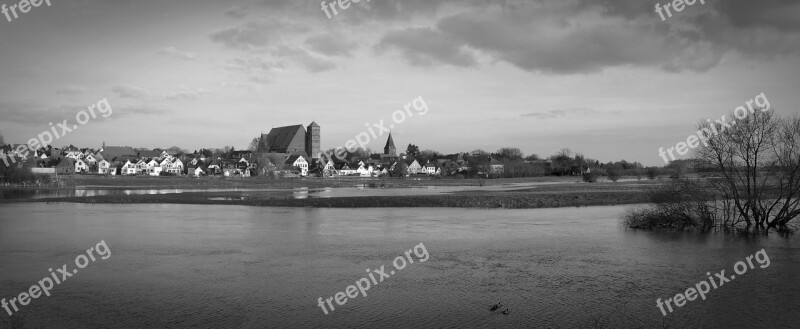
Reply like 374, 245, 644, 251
646, 167, 658, 180
582, 172, 598, 182
607, 169, 620, 182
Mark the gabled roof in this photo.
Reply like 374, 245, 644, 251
285, 154, 304, 164
265, 125, 305, 151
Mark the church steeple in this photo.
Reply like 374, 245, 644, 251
384, 133, 396, 156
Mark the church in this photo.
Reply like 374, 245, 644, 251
258, 121, 321, 159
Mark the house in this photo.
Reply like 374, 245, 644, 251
424, 161, 438, 175
64, 145, 83, 160
146, 158, 160, 174
121, 160, 137, 175
149, 163, 163, 176
189, 165, 206, 177
55, 158, 75, 175
97, 160, 111, 174
406, 159, 422, 174
135, 159, 148, 175
206, 159, 221, 175
490, 158, 505, 174
165, 158, 184, 175
336, 163, 358, 176
84, 153, 98, 166
285, 155, 308, 176
74, 159, 89, 174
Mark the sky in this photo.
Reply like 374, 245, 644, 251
0, 0, 799, 166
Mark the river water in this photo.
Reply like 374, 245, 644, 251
0, 203, 798, 328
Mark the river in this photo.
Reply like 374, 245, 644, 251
0, 203, 798, 328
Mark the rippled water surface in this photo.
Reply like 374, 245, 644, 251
1, 204, 798, 328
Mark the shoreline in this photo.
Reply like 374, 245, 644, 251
10, 190, 650, 209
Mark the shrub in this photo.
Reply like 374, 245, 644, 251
582, 172, 598, 183
607, 169, 620, 182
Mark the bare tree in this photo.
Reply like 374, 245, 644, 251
248, 137, 260, 151
694, 110, 800, 230
496, 147, 524, 161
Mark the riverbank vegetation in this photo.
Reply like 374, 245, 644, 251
623, 110, 800, 234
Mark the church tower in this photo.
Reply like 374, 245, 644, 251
384, 132, 396, 156
306, 121, 321, 159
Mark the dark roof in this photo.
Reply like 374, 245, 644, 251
264, 125, 305, 152
138, 149, 160, 158
384, 133, 395, 149
308, 121, 320, 128
102, 146, 137, 160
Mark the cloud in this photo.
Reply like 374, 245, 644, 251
716, 0, 800, 32
115, 106, 169, 116
224, 5, 248, 19
56, 86, 87, 95
164, 86, 210, 101
435, 3, 726, 74
305, 34, 357, 57
274, 46, 337, 73
111, 85, 148, 99
158, 47, 197, 60
223, 57, 284, 84
209, 19, 307, 51
521, 108, 597, 120
376, 27, 477, 67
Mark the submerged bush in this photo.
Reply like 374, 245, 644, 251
622, 178, 719, 231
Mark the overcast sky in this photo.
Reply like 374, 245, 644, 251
1, 0, 799, 165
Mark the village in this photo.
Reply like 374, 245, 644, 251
0, 121, 557, 180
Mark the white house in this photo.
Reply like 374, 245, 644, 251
150, 163, 163, 176
336, 163, 357, 176
97, 160, 111, 174
75, 159, 89, 173
135, 159, 148, 175
407, 160, 422, 174
424, 162, 438, 175
286, 155, 308, 176
165, 158, 184, 175
121, 160, 136, 175
84, 154, 97, 166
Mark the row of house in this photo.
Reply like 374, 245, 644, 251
0, 145, 259, 177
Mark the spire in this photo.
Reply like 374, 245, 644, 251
384, 132, 395, 148
384, 133, 396, 156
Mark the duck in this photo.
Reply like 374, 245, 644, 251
501, 308, 510, 315
489, 302, 503, 312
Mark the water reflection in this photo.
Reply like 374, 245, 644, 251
0, 204, 797, 328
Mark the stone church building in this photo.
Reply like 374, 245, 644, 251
258, 121, 321, 159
